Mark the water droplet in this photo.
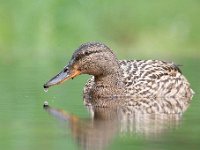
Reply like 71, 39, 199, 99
43, 101, 49, 107
44, 88, 48, 92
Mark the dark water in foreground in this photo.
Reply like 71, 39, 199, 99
0, 59, 200, 150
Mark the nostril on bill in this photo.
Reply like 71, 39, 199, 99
63, 67, 68, 72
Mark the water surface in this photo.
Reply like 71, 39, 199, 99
0, 59, 200, 150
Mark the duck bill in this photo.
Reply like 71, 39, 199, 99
43, 67, 81, 89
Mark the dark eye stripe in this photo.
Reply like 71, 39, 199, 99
84, 50, 104, 56
74, 50, 105, 61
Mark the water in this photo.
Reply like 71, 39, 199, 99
44, 104, 183, 150
0, 59, 200, 150
0, 0, 199, 149
0, 61, 200, 150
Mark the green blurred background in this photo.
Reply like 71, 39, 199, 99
0, 0, 200, 150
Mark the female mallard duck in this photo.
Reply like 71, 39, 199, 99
44, 42, 194, 113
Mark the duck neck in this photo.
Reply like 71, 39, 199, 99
94, 71, 122, 86
93, 66, 125, 98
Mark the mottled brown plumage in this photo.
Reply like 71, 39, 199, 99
44, 42, 194, 114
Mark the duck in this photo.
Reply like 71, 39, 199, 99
44, 42, 194, 113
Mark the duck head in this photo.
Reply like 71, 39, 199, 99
43, 42, 119, 89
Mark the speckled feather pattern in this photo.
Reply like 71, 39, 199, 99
120, 60, 192, 98
83, 59, 193, 114
44, 42, 194, 114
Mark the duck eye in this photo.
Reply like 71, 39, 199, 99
73, 53, 82, 61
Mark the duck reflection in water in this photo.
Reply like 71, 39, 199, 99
43, 97, 186, 150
